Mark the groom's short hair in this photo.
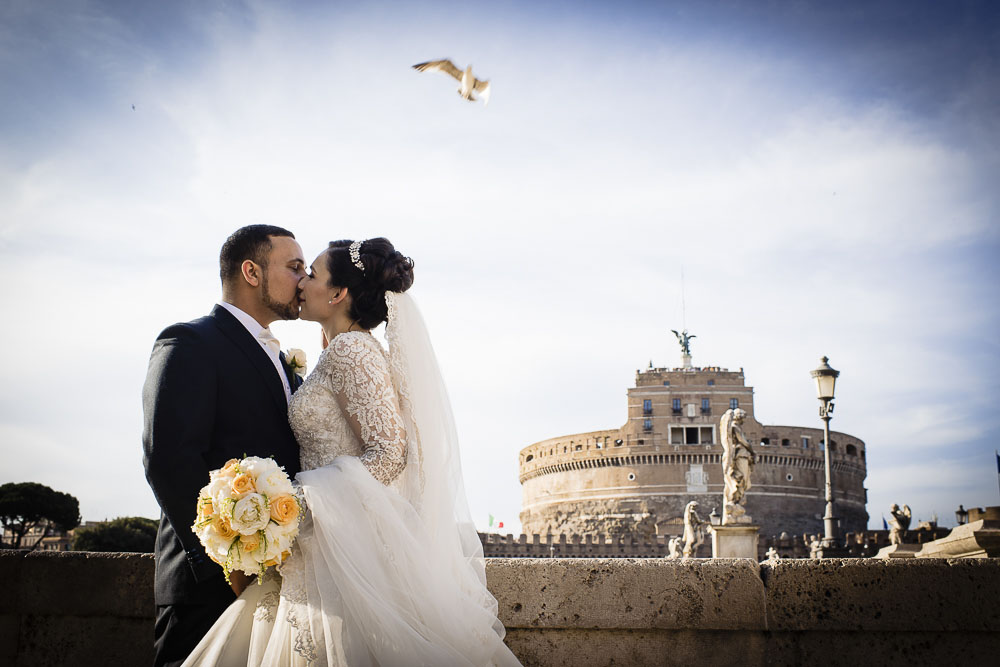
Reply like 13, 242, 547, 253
220, 224, 295, 285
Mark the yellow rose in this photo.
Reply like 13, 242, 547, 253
269, 494, 300, 525
196, 497, 215, 520
231, 472, 256, 496
219, 459, 241, 478
212, 514, 237, 541
240, 533, 261, 553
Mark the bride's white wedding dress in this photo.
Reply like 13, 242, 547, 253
183, 294, 520, 666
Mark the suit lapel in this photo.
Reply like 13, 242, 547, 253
279, 352, 302, 394
210, 305, 287, 411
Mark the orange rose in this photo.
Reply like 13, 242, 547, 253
231, 472, 256, 496
212, 514, 237, 540
197, 497, 215, 520
219, 458, 241, 478
265, 550, 291, 567
240, 533, 261, 553
269, 495, 299, 525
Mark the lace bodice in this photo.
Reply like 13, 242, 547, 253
288, 331, 407, 485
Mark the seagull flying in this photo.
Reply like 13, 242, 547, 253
412, 59, 491, 105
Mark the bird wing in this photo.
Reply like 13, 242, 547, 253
474, 79, 491, 106
412, 59, 463, 82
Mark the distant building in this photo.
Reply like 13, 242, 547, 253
519, 357, 868, 541
1, 520, 102, 551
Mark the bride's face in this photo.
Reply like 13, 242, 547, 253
298, 250, 339, 322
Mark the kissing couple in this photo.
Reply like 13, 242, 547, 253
142, 225, 520, 666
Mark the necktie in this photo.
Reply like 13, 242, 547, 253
258, 328, 281, 356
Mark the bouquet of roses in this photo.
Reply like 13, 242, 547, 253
192, 456, 302, 582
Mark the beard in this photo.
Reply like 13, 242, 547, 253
260, 271, 300, 321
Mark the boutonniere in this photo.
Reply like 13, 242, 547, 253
285, 348, 307, 377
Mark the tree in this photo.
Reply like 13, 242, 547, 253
71, 516, 158, 553
0, 482, 81, 550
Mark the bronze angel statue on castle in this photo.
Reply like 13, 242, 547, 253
672, 329, 696, 356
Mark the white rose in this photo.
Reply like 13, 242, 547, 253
263, 523, 288, 562
207, 475, 234, 506
230, 493, 270, 535
286, 348, 307, 376
256, 470, 295, 498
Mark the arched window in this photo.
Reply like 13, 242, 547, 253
846, 444, 857, 456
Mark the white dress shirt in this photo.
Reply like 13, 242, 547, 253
218, 301, 292, 403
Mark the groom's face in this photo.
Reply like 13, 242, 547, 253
260, 235, 306, 321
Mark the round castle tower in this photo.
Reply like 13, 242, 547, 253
518, 344, 868, 540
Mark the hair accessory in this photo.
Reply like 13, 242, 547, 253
349, 240, 365, 272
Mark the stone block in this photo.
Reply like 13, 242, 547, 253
765, 630, 1000, 666
19, 551, 155, 618
17, 614, 153, 667
916, 520, 1000, 558
0, 549, 26, 614
763, 558, 1000, 632
874, 543, 920, 558
504, 629, 765, 667
486, 557, 766, 631
710, 524, 759, 558
0, 614, 20, 666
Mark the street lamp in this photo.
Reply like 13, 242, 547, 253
811, 356, 840, 552
955, 505, 968, 526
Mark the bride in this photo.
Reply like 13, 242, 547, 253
184, 238, 520, 666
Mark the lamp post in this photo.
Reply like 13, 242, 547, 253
955, 505, 968, 526
811, 356, 840, 552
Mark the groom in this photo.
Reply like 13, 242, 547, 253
142, 225, 306, 667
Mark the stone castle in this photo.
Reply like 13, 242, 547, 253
518, 343, 869, 541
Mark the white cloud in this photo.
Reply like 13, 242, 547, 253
1, 2, 996, 533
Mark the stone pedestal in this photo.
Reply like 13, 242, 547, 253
914, 520, 1000, 558
711, 524, 759, 558
875, 543, 921, 559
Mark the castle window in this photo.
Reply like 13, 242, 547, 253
663, 381, 670, 386
786, 474, 794, 481
672, 398, 682, 414
781, 438, 790, 447
643, 399, 652, 415
708, 380, 714, 386
761, 437, 770, 446
627, 473, 636, 481
701, 398, 710, 414
801, 436, 810, 448
846, 444, 857, 456
575, 444, 582, 451
643, 418, 653, 432
525, 454, 533, 462
729, 398, 739, 410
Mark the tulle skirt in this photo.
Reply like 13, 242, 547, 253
182, 456, 520, 667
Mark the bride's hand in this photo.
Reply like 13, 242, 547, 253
229, 570, 254, 597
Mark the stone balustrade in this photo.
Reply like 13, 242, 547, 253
2, 550, 999, 666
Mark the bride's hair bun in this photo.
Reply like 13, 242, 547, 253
326, 238, 414, 329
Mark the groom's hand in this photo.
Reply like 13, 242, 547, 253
229, 570, 253, 597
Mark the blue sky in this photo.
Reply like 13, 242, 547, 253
1, 0, 998, 534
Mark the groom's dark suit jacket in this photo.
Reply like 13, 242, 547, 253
142, 305, 302, 607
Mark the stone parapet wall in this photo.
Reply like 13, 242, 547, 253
4, 550, 999, 666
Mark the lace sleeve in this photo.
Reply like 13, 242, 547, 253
326, 333, 407, 485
